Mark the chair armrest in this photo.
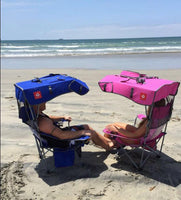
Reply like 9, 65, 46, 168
55, 119, 71, 127
134, 114, 146, 126
40, 131, 90, 142
137, 114, 146, 119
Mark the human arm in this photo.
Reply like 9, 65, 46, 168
38, 117, 90, 140
48, 115, 72, 122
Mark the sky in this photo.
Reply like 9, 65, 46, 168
1, 0, 181, 40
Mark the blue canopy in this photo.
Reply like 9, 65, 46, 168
15, 73, 89, 105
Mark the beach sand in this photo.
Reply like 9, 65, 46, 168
1, 68, 181, 200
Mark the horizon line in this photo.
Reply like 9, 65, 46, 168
2, 35, 181, 41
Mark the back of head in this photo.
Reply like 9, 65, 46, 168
154, 98, 166, 107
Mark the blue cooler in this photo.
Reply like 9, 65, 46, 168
53, 148, 75, 167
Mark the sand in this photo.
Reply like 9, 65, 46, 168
1, 68, 181, 200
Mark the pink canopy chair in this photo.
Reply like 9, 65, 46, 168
98, 70, 180, 169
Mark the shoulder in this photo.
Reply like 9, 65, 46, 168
38, 115, 51, 124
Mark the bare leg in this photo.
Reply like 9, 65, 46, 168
82, 124, 114, 151
104, 122, 146, 145
105, 123, 138, 138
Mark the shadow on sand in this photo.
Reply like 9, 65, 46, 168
35, 151, 109, 186
35, 149, 181, 187
111, 149, 181, 187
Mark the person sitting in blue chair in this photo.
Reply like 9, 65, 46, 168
33, 102, 115, 151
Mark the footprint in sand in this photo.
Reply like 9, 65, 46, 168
171, 116, 181, 122
1, 161, 26, 200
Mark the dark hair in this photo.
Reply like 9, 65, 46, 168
154, 98, 166, 107
138, 98, 166, 128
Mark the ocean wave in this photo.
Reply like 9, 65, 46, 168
1, 49, 181, 58
1, 49, 52, 53
47, 45, 80, 48
1, 45, 33, 49
2, 46, 181, 54
1, 38, 181, 58
2, 45, 80, 49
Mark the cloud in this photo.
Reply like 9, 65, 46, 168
1, 0, 48, 8
46, 24, 181, 39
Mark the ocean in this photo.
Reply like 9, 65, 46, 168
1, 37, 181, 70
2, 37, 181, 57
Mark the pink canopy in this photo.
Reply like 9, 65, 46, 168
98, 70, 180, 105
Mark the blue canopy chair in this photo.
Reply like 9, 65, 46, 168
14, 73, 90, 173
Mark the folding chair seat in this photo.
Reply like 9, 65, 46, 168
103, 98, 173, 169
31, 125, 89, 172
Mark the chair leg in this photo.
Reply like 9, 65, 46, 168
75, 146, 82, 158
118, 147, 139, 169
158, 135, 165, 155
139, 137, 165, 168
34, 138, 43, 159
34, 139, 55, 173
116, 135, 166, 170
139, 150, 152, 169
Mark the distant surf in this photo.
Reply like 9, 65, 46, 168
1, 37, 181, 58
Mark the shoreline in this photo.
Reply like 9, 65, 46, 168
2, 52, 181, 70
2, 67, 181, 71
2, 51, 181, 59
2, 68, 181, 76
